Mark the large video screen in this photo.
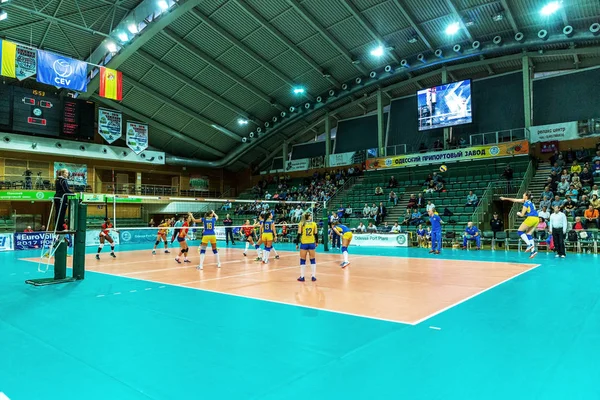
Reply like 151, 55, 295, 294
417, 79, 472, 131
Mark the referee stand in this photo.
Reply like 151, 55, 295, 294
26, 196, 88, 286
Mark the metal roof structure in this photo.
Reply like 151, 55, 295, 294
1, 0, 599, 171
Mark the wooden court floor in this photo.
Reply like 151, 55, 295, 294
23, 246, 539, 325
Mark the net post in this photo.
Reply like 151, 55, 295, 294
322, 200, 329, 252
53, 240, 67, 280
72, 199, 87, 280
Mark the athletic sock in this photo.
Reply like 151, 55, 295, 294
310, 259, 316, 277
300, 259, 306, 278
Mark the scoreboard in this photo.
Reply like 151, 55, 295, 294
62, 98, 95, 140
12, 86, 62, 137
1, 83, 95, 141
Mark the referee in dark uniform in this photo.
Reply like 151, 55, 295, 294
223, 214, 235, 245
54, 168, 73, 231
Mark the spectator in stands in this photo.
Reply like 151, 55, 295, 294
465, 190, 478, 207
432, 172, 442, 183
538, 205, 551, 222
407, 194, 417, 209
593, 150, 600, 164
593, 160, 600, 177
552, 195, 565, 210
584, 205, 600, 229
329, 211, 339, 226
576, 147, 589, 163
462, 222, 481, 250
557, 177, 569, 196
416, 193, 425, 209
380, 222, 391, 233
418, 143, 427, 153
570, 160, 582, 175
556, 153, 566, 169
434, 180, 445, 193
390, 222, 401, 233
459, 137, 467, 147
502, 165, 514, 192
549, 172, 559, 190
337, 205, 345, 222
490, 212, 504, 247
592, 194, 600, 211
389, 190, 398, 206
536, 217, 548, 240
370, 203, 379, 220
571, 175, 583, 192
264, 191, 272, 200
580, 167, 594, 188
401, 209, 412, 225
540, 195, 552, 210
347, 166, 355, 176
549, 206, 567, 258
578, 195, 590, 214
377, 202, 387, 223
366, 222, 378, 233
410, 209, 424, 226
345, 204, 353, 219
559, 169, 571, 182
564, 197, 577, 218
551, 162, 562, 174
573, 216, 585, 231
447, 136, 458, 149
426, 200, 436, 212
362, 203, 371, 219
433, 139, 443, 151
425, 180, 436, 193
540, 186, 554, 203
148, 218, 155, 227
388, 176, 398, 188
24, 226, 33, 233
40, 225, 46, 232
356, 222, 366, 233
292, 206, 303, 222
566, 185, 579, 202
375, 186, 384, 196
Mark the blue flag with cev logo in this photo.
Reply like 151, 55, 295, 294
36, 50, 88, 92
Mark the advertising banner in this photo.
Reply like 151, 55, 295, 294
284, 158, 310, 172
529, 122, 578, 143
190, 176, 209, 190
82, 194, 106, 203
98, 108, 123, 144
0, 191, 54, 201
85, 230, 121, 247
366, 140, 529, 170
350, 233, 408, 247
126, 121, 149, 154
13, 231, 54, 250
16, 44, 36, 81
309, 156, 325, 169
118, 229, 159, 245
54, 162, 87, 186
0, 233, 14, 252
36, 50, 88, 91
329, 151, 365, 167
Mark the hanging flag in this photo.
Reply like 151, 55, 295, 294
99, 67, 123, 101
126, 121, 149, 154
36, 50, 88, 91
0, 39, 17, 78
15, 44, 36, 81
98, 108, 122, 144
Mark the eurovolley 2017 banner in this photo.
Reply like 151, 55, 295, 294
54, 162, 87, 186
36, 50, 88, 91
366, 140, 529, 170
126, 121, 149, 155
98, 108, 122, 144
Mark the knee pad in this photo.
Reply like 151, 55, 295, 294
98, 244, 104, 249
300, 259, 306, 265
341, 246, 348, 252
255, 245, 260, 249
517, 230, 524, 236
212, 249, 218, 254
310, 258, 316, 265
155, 241, 160, 246
200, 249, 206, 254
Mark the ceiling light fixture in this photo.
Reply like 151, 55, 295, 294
127, 24, 138, 34
0, 10, 7, 21
293, 87, 305, 94
237, 119, 248, 125
445, 22, 460, 35
370, 45, 384, 57
106, 41, 118, 53
118, 32, 129, 42
541, 1, 561, 16
158, 0, 169, 10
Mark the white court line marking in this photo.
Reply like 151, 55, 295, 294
113, 292, 121, 295
84, 256, 413, 325
0, 392, 10, 400
130, 290, 137, 293
96, 294, 105, 298
145, 288, 152, 291
429, 326, 441, 330
411, 263, 542, 325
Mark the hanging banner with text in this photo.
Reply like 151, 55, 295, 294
329, 151, 365, 167
350, 233, 408, 247
529, 122, 578, 143
284, 158, 310, 172
0, 191, 55, 201
98, 108, 122, 144
54, 162, 87, 186
365, 140, 529, 170
309, 156, 325, 169
16, 44, 37, 81
0, 233, 14, 252
126, 121, 149, 154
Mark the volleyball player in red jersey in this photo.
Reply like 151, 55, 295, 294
96, 217, 116, 259
241, 219, 256, 257
175, 215, 190, 264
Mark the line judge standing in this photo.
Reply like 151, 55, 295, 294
54, 168, 73, 232
549, 206, 567, 258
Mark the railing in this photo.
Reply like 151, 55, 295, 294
322, 175, 358, 213
472, 182, 495, 229
377, 128, 529, 157
507, 161, 535, 229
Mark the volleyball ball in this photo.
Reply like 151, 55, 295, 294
439, 165, 447, 172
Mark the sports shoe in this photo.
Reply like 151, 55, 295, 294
525, 245, 534, 253
95, 254, 100, 260
529, 251, 538, 259
197, 265, 203, 270
311, 276, 317, 282
461, 246, 467, 250
560, 255, 566, 258
110, 252, 116, 258
434, 251, 440, 254
341, 262, 350, 268
184, 259, 191, 263
243, 252, 247, 257
164, 250, 170, 254
275, 255, 280, 259
152, 250, 156, 255
255, 257, 261, 261
297, 276, 305, 282
429, 250, 435, 254
555, 254, 560, 258
175, 258, 181, 264
217, 263, 221, 268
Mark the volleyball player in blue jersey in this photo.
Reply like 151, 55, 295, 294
500, 191, 539, 258
331, 221, 353, 268
188, 210, 221, 270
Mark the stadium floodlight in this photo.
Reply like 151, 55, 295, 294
158, 0, 169, 10
0, 10, 7, 21
118, 32, 129, 43
293, 87, 305, 94
541, 1, 561, 16
237, 119, 248, 125
445, 22, 460, 35
106, 41, 118, 53
127, 24, 138, 34
370, 45, 384, 57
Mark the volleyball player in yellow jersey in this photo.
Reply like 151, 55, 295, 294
500, 191, 540, 259
296, 211, 319, 282
152, 220, 171, 255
